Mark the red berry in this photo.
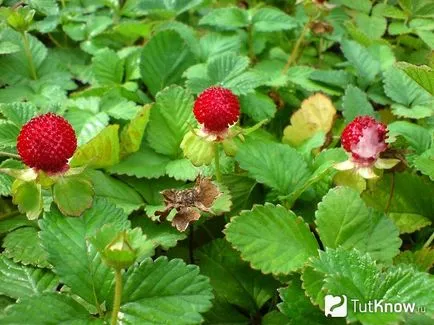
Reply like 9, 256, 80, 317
193, 86, 240, 134
17, 113, 77, 173
341, 116, 387, 165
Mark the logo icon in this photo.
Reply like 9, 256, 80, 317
325, 295, 347, 317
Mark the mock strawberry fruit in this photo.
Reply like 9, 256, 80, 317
193, 86, 240, 134
17, 113, 77, 173
341, 116, 388, 165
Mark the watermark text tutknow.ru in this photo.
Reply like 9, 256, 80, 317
324, 294, 426, 318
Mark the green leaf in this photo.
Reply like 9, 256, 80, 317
394, 247, 434, 272
0, 102, 37, 127
389, 213, 431, 234
388, 121, 432, 154
316, 187, 401, 263
198, 239, 280, 312
92, 48, 124, 86
199, 7, 249, 30
331, 0, 372, 13
414, 148, 434, 180
199, 33, 241, 60
203, 296, 250, 324
225, 204, 319, 275
252, 7, 297, 32
355, 13, 387, 39
120, 104, 151, 156
0, 29, 47, 85
278, 278, 330, 325
65, 108, 110, 146
303, 248, 434, 324
146, 85, 195, 157
87, 170, 143, 214
208, 53, 249, 85
235, 142, 311, 196
222, 174, 260, 216
396, 62, 434, 95
362, 172, 434, 225
240, 91, 276, 122
0, 120, 19, 148
40, 199, 129, 308
70, 125, 120, 169
53, 175, 94, 217
131, 215, 186, 251
383, 66, 432, 107
0, 255, 57, 299
138, 0, 203, 16
140, 30, 195, 96
342, 85, 376, 123
2, 227, 49, 268
341, 40, 380, 85
12, 180, 42, 220
28, 0, 59, 16
0, 293, 102, 324
118, 257, 213, 324
165, 158, 199, 181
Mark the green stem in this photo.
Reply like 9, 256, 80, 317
111, 269, 123, 325
282, 21, 310, 74
0, 151, 20, 159
247, 24, 255, 61
21, 32, 37, 80
423, 232, 434, 249
214, 144, 222, 183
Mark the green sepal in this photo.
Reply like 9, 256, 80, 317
180, 130, 216, 166
1, 7, 35, 32
52, 175, 94, 217
11, 179, 42, 220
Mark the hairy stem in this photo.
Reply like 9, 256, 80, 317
21, 32, 38, 80
0, 151, 20, 159
423, 232, 434, 249
111, 269, 123, 325
214, 144, 222, 183
282, 22, 310, 74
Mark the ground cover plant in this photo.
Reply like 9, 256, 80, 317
0, 0, 433, 324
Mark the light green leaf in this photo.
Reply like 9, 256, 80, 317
303, 248, 434, 324
316, 187, 401, 263
87, 170, 143, 214
0, 29, 47, 85
225, 204, 319, 275
0, 102, 37, 127
40, 199, 129, 308
355, 13, 387, 39
165, 158, 199, 181
396, 62, 434, 95
252, 7, 297, 32
362, 173, 434, 224
0, 255, 57, 300
120, 105, 151, 156
140, 30, 195, 96
198, 239, 280, 312
28, 0, 59, 16
92, 48, 124, 86
138, 0, 203, 16
278, 279, 330, 325
119, 257, 213, 324
330, 0, 372, 13
12, 180, 42, 220
342, 85, 376, 123
394, 247, 434, 272
199, 33, 241, 61
147, 85, 195, 157
388, 121, 432, 154
0, 120, 19, 148
414, 148, 434, 180
108, 144, 170, 179
235, 142, 311, 195
199, 7, 249, 30
240, 91, 276, 122
0, 293, 102, 324
383, 66, 432, 107
53, 175, 94, 217
389, 213, 431, 234
2, 227, 49, 268
71, 125, 120, 168
208, 53, 249, 85
341, 40, 380, 85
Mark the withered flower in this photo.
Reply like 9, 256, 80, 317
156, 176, 221, 231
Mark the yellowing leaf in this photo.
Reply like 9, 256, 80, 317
283, 93, 336, 146
120, 104, 151, 157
